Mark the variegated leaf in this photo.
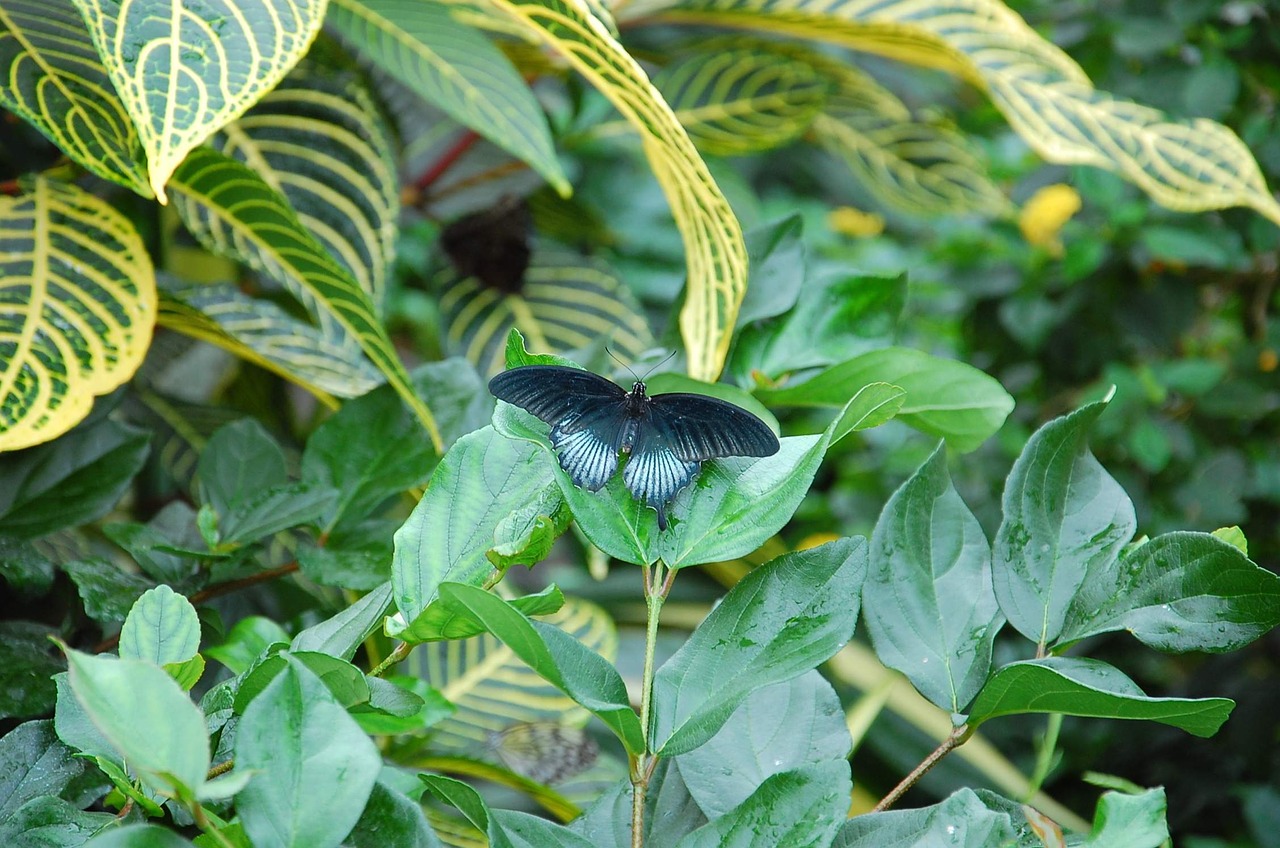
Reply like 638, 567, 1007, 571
326, 0, 569, 196
0, 178, 156, 451
0, 0, 149, 196
70, 0, 326, 202
438, 245, 654, 376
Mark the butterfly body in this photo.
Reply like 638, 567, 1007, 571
490, 365, 779, 530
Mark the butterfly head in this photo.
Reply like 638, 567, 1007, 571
628, 380, 648, 401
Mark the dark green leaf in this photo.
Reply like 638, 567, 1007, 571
673, 762, 851, 848
1061, 531, 1280, 653
102, 502, 209, 583
61, 558, 155, 623
0, 796, 116, 846
297, 535, 392, 591
832, 788, 1018, 847
291, 582, 393, 661
236, 657, 381, 848
0, 720, 104, 818
865, 444, 1002, 712
967, 657, 1233, 738
0, 622, 64, 719
756, 348, 1013, 452
676, 671, 850, 818
342, 780, 441, 848
218, 482, 338, 546
196, 420, 287, 517
0, 538, 55, 595
992, 401, 1136, 648
0, 418, 150, 540
652, 539, 867, 756
119, 585, 201, 666
83, 824, 197, 847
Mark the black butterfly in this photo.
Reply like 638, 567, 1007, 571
489, 365, 780, 530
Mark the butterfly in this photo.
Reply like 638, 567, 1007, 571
487, 722, 599, 786
489, 365, 780, 530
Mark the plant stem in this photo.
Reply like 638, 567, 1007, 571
873, 723, 972, 812
369, 641, 411, 678
1027, 712, 1063, 796
193, 804, 236, 848
631, 560, 674, 848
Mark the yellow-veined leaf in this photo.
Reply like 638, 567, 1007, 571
69, 0, 325, 202
156, 277, 380, 400
407, 597, 616, 753
326, 0, 570, 197
167, 147, 444, 450
438, 245, 654, 376
653, 44, 830, 156
0, 0, 149, 196
0, 178, 156, 451
211, 68, 400, 312
476, 0, 748, 381
659, 0, 1280, 226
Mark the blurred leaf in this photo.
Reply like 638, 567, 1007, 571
736, 216, 807, 327
82, 825, 197, 847
196, 420, 287, 516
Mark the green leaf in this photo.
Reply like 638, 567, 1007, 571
52, 674, 114, 763
389, 425, 563, 641
235, 657, 381, 848
62, 647, 209, 800
1060, 532, 1280, 653
326, 0, 568, 196
0, 796, 116, 846
1079, 789, 1169, 848
736, 216, 807, 327
61, 558, 154, 624
567, 780, 637, 848
83, 824, 198, 847
353, 678, 453, 737
344, 780, 442, 848
494, 384, 900, 567
233, 652, 370, 714
865, 444, 1002, 712
652, 539, 867, 756
205, 616, 289, 675
0, 417, 150, 539
966, 657, 1233, 738
0, 622, 62, 720
832, 788, 1018, 847
433, 584, 645, 755
196, 420, 287, 516
0, 720, 103, 819
492, 810, 599, 848
103, 512, 205, 583
673, 761, 851, 848
419, 775, 514, 848
290, 583, 393, 661
756, 347, 1014, 452
400, 585, 566, 643
675, 671, 850, 819
297, 536, 392, 592
0, 539, 55, 595
218, 482, 337, 546
119, 585, 201, 667
992, 401, 1137, 648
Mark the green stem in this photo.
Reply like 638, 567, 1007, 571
369, 641, 411, 678
631, 561, 673, 848
193, 804, 236, 848
1027, 712, 1063, 796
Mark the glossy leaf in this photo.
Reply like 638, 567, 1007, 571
0, 796, 116, 846
832, 788, 1019, 847
344, 779, 442, 848
652, 539, 867, 755
864, 444, 1002, 712
62, 558, 155, 623
119, 585, 201, 667
235, 657, 381, 848
992, 401, 1136, 648
0, 720, 102, 818
967, 657, 1233, 738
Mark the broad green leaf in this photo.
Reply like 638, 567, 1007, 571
832, 788, 1018, 847
196, 420, 287, 515
0, 417, 149, 539
676, 671, 850, 818
0, 0, 149, 195
654, 45, 830, 156
0, 720, 103, 818
217, 482, 336, 546
62, 647, 209, 800
168, 147, 444, 450
1, 624, 63, 720
326, 0, 568, 196
157, 278, 381, 399
419, 775, 514, 848
213, 68, 399, 309
1079, 789, 1168, 848
103, 506, 206, 583
291, 582, 393, 661
439, 246, 654, 378
119, 585, 201, 667
674, 761, 851, 848
407, 598, 614, 757
0, 796, 116, 846
233, 651, 370, 714
70, 0, 324, 201
0, 178, 156, 451
1060, 532, 1280, 653
493, 383, 901, 567
204, 616, 289, 675
992, 401, 1136, 648
83, 825, 197, 847
492, 810, 602, 848
567, 780, 636, 848
434, 584, 644, 755
660, 0, 1280, 227
482, 0, 748, 381
757, 347, 1013, 451
297, 537, 393, 591
62, 558, 155, 623
652, 539, 867, 755
52, 673, 113, 762
236, 657, 381, 848
344, 780, 443, 848
389, 425, 563, 641
865, 444, 1002, 712
966, 657, 1232, 738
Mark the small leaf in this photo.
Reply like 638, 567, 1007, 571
864, 444, 1002, 712
966, 657, 1233, 738
652, 539, 867, 755
233, 652, 370, 714
0, 539, 55, 595
1079, 789, 1169, 848
235, 657, 381, 848
397, 585, 565, 643
832, 788, 1018, 847
119, 585, 201, 666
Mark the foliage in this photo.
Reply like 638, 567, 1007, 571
1, 0, 1279, 845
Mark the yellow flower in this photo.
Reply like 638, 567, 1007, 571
1018, 184, 1082, 256
828, 206, 885, 238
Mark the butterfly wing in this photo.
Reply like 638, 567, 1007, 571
490, 366, 630, 491
622, 410, 701, 530
646, 393, 780, 462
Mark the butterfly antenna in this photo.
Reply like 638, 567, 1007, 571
640, 350, 678, 381
606, 347, 642, 383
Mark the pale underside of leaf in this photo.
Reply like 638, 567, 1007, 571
0, 178, 156, 450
